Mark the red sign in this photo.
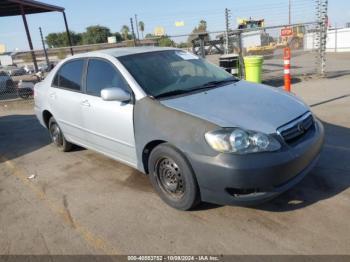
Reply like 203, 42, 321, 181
281, 27, 293, 37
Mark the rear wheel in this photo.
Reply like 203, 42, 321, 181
148, 143, 200, 210
48, 117, 73, 152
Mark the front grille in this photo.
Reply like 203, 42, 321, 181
277, 112, 314, 143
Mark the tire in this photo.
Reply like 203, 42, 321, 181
148, 143, 201, 210
18, 88, 32, 99
48, 117, 73, 152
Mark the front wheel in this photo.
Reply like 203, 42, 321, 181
48, 117, 73, 152
148, 143, 200, 210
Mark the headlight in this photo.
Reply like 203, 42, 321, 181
205, 128, 281, 154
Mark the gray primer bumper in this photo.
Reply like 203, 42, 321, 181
186, 119, 325, 206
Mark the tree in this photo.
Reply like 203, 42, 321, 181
198, 20, 207, 31
177, 42, 189, 48
112, 32, 123, 42
143, 34, 173, 46
46, 31, 82, 48
121, 25, 130, 41
138, 21, 145, 39
158, 36, 175, 47
187, 20, 209, 44
145, 33, 155, 39
82, 25, 111, 44
57, 49, 67, 60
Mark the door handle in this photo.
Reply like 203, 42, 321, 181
81, 100, 91, 107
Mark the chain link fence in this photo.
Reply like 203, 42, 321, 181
0, 0, 329, 104
0, 22, 323, 103
162, 21, 322, 87
0, 64, 38, 102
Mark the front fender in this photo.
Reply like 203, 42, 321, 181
133, 97, 219, 172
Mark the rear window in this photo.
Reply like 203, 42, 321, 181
53, 60, 84, 91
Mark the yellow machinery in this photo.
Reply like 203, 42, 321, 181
237, 18, 265, 29
277, 25, 305, 49
237, 18, 276, 55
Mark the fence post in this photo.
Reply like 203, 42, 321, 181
238, 32, 244, 79
335, 27, 338, 53
199, 37, 205, 58
317, 0, 328, 76
224, 8, 231, 54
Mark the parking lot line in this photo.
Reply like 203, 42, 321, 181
1, 156, 119, 255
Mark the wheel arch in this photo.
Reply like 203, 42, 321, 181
142, 140, 167, 174
42, 110, 53, 128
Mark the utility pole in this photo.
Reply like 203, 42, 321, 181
288, 0, 291, 24
319, 0, 328, 76
134, 14, 140, 40
224, 8, 231, 54
39, 27, 50, 68
130, 17, 137, 46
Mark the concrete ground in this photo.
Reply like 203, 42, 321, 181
0, 66, 350, 255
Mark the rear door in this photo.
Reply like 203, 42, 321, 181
48, 59, 86, 145
80, 58, 137, 167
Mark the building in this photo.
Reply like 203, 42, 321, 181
0, 52, 14, 66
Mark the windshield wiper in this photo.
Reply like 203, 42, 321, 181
154, 89, 193, 99
190, 78, 239, 92
154, 78, 239, 99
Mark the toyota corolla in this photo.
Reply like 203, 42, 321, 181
34, 47, 324, 210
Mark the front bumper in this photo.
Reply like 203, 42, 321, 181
187, 119, 325, 206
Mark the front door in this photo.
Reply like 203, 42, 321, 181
80, 58, 137, 167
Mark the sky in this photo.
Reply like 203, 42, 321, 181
0, 0, 349, 51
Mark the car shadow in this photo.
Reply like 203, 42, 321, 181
325, 70, 350, 79
1, 115, 349, 213
0, 114, 50, 163
263, 77, 302, 87
256, 120, 350, 212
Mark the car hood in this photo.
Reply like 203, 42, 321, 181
160, 80, 309, 134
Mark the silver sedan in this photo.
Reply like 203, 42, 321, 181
34, 47, 324, 210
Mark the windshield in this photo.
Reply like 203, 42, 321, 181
118, 50, 237, 98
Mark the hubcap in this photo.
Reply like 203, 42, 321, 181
50, 124, 62, 147
155, 157, 185, 199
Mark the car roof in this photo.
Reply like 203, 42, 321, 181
80, 46, 179, 58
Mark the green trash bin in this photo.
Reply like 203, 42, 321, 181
243, 56, 264, 83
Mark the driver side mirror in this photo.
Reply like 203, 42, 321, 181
101, 87, 131, 102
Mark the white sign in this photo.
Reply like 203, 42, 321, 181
176, 51, 199, 60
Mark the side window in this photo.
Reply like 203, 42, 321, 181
53, 60, 84, 91
86, 59, 128, 97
